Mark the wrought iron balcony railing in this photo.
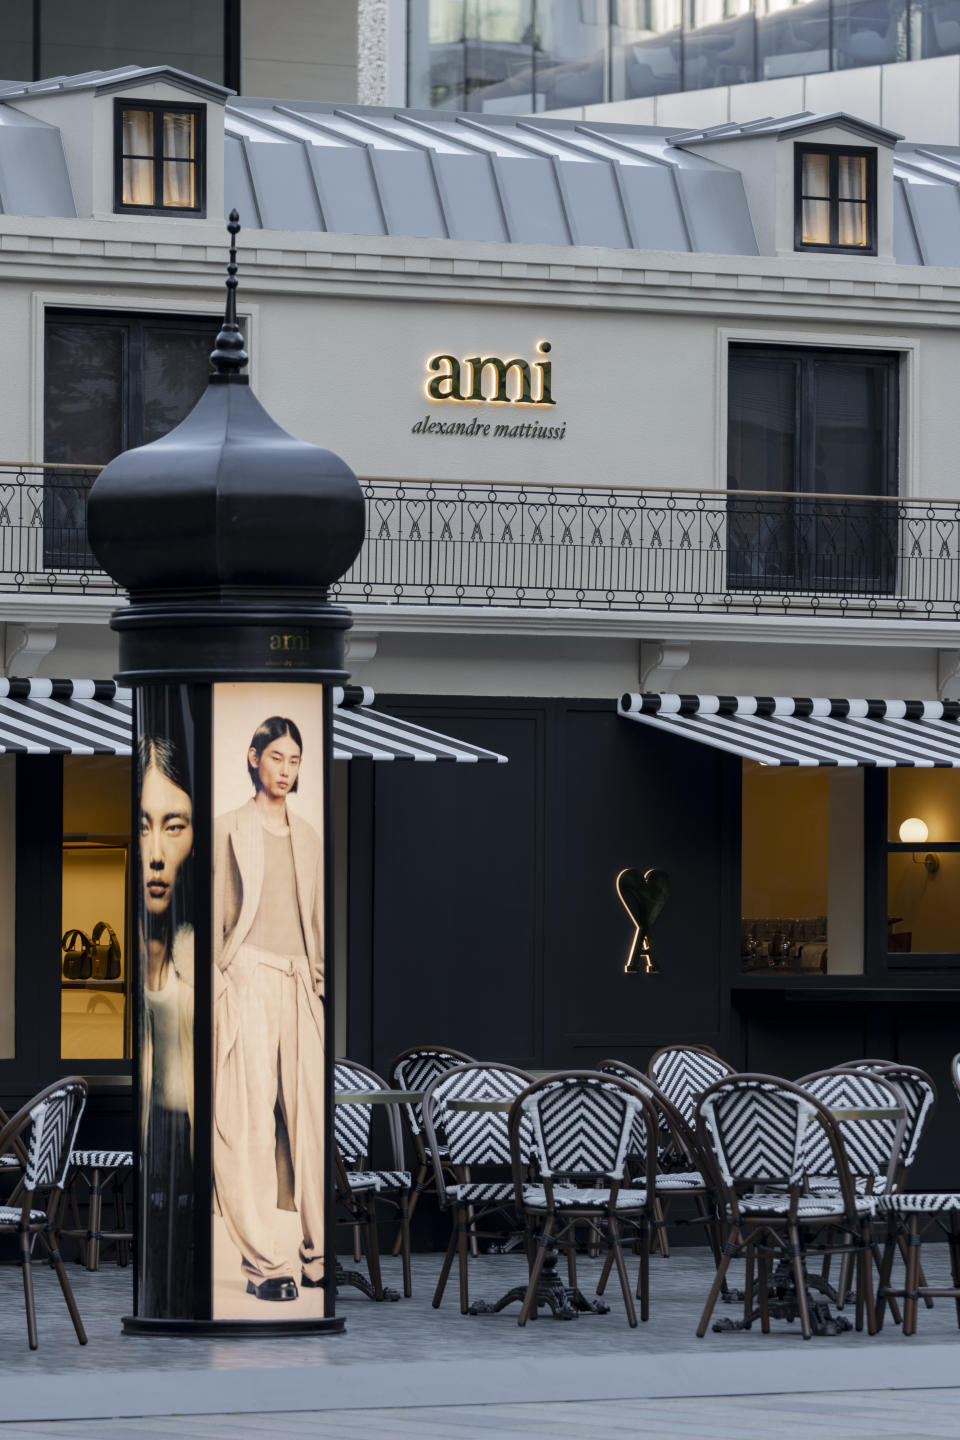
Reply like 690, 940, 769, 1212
4, 464, 960, 620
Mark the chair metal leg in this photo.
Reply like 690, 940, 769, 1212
566, 1236, 578, 1288
20, 1232, 38, 1351
353, 1223, 363, 1263
456, 1212, 470, 1316
399, 1194, 412, 1299
432, 1218, 458, 1309
788, 1223, 812, 1340
949, 1213, 960, 1329
363, 1214, 384, 1301
637, 1219, 649, 1321
49, 1238, 87, 1345
757, 1248, 770, 1333
697, 1238, 737, 1337
743, 1241, 754, 1329
904, 1215, 921, 1336
609, 1217, 637, 1327
654, 1198, 669, 1258
862, 1227, 878, 1336
596, 1237, 614, 1296
518, 1218, 553, 1327
86, 1168, 103, 1272
393, 1161, 427, 1256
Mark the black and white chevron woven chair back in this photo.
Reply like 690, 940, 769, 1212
800, 1072, 903, 1183
598, 1062, 668, 1167
429, 1064, 533, 1167
951, 1052, 960, 1106
879, 1066, 936, 1170
390, 1048, 473, 1139
520, 1075, 641, 1181
697, 1078, 814, 1188
334, 1061, 377, 1164
650, 1048, 733, 1130
24, 1083, 86, 1192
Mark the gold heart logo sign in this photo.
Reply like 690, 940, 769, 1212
616, 867, 670, 976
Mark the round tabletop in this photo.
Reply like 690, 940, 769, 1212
828, 1106, 904, 1122
334, 1089, 424, 1104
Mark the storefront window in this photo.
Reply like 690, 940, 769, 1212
741, 763, 865, 975
60, 756, 131, 1060
887, 770, 960, 956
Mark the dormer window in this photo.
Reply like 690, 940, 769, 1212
795, 144, 876, 254
114, 100, 204, 215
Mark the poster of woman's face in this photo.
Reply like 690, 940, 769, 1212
136, 685, 197, 1322
211, 682, 328, 1321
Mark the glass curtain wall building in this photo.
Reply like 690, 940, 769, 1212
407, 0, 960, 110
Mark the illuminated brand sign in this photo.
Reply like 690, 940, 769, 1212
425, 341, 554, 406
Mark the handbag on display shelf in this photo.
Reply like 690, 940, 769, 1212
90, 921, 122, 981
61, 929, 93, 981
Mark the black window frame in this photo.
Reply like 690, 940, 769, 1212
794, 142, 878, 255
113, 98, 206, 218
726, 342, 900, 595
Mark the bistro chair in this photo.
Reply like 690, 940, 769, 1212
388, 1045, 474, 1251
0, 1077, 88, 1350
648, 1045, 736, 1134
334, 1059, 412, 1299
508, 1071, 661, 1327
694, 1073, 878, 1340
597, 1059, 723, 1264
0, 1103, 26, 1194
62, 1149, 133, 1270
876, 1190, 960, 1334
422, 1061, 533, 1313
951, 1052, 960, 1105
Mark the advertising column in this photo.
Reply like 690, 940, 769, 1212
89, 214, 364, 1334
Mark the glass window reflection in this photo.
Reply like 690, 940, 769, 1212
832, 0, 907, 69
612, 0, 682, 98
757, 0, 830, 79
407, 0, 537, 112
910, 0, 960, 60
683, 0, 755, 90
533, 0, 608, 111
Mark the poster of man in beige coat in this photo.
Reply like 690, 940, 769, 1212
212, 683, 326, 1313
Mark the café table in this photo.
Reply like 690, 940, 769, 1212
445, 1095, 611, 1321
333, 1089, 424, 1300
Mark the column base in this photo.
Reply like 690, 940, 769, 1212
122, 1314, 346, 1337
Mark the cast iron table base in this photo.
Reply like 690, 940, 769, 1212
468, 1247, 610, 1320
335, 1261, 401, 1303
711, 1256, 852, 1337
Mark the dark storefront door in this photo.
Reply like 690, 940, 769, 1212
43, 309, 219, 568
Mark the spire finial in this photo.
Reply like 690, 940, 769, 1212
210, 210, 249, 379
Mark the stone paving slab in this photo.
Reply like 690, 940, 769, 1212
0, 1248, 957, 1423
2, 1391, 960, 1440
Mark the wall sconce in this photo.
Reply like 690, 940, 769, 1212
616, 867, 669, 975
899, 817, 939, 875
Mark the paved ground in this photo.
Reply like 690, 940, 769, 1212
1, 1247, 958, 1426
2, 1391, 960, 1439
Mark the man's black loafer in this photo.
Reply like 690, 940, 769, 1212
246, 1276, 298, 1301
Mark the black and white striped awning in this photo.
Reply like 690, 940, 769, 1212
0, 680, 507, 763
619, 693, 960, 767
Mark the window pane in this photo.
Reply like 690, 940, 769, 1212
612, 0, 682, 99
756, 0, 829, 80
909, 0, 960, 60
811, 360, 888, 496
832, 0, 906, 69
742, 765, 829, 974
533, 0, 607, 111
838, 153, 866, 200
888, 771, 960, 844
727, 354, 798, 588
683, 0, 755, 91
0, 0, 34, 83
888, 852, 960, 954
163, 111, 195, 161
162, 160, 196, 208
838, 200, 868, 246
142, 325, 218, 444
406, 0, 537, 113
61, 757, 132, 1062
801, 196, 831, 243
45, 321, 125, 464
123, 157, 156, 207
39, 0, 224, 84
122, 108, 154, 157
801, 150, 830, 197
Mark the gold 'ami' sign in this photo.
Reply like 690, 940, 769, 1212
426, 341, 554, 406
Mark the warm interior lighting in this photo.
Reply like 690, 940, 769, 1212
899, 817, 928, 844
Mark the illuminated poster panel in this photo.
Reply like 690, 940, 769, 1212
137, 686, 197, 1319
211, 682, 326, 1319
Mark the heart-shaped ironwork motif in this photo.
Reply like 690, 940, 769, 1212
616, 867, 669, 975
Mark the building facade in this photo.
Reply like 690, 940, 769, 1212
0, 64, 959, 1192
